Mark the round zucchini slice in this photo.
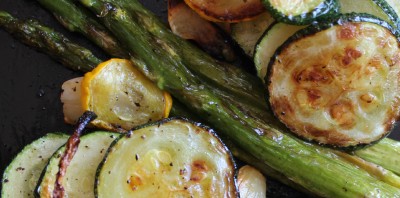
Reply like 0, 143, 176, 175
267, 14, 400, 147
1, 133, 68, 198
262, 0, 340, 25
95, 118, 237, 197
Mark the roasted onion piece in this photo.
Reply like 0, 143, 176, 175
168, 0, 236, 61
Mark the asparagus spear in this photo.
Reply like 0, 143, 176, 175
0, 11, 99, 72
78, 0, 400, 196
355, 138, 400, 175
37, 0, 128, 58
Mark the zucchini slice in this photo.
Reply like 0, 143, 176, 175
262, 0, 340, 25
339, 0, 399, 33
36, 131, 118, 198
379, 0, 400, 30
254, 22, 305, 81
95, 118, 237, 197
231, 11, 275, 57
1, 133, 68, 198
267, 14, 400, 147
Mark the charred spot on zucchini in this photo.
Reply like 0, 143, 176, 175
1, 133, 68, 198
95, 118, 238, 197
262, 0, 340, 25
36, 131, 118, 198
267, 14, 400, 147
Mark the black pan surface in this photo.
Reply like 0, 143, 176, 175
0, 0, 399, 197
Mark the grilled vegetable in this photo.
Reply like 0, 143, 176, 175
184, 0, 265, 22
355, 138, 400, 175
385, 0, 400, 25
95, 118, 237, 197
51, 111, 97, 197
78, 0, 400, 196
37, 0, 128, 58
231, 11, 275, 57
254, 22, 305, 81
267, 14, 400, 147
61, 58, 172, 132
0, 11, 99, 72
36, 131, 118, 198
262, 0, 340, 25
1, 133, 68, 198
61, 77, 85, 125
374, 0, 400, 31
237, 165, 267, 198
168, 0, 236, 61
339, 0, 398, 34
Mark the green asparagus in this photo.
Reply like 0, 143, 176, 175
0, 11, 99, 72
355, 138, 400, 175
37, 0, 128, 58
78, 0, 400, 196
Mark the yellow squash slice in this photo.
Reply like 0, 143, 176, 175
80, 58, 172, 131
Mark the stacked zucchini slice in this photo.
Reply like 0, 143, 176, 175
2, 118, 238, 197
253, 0, 400, 147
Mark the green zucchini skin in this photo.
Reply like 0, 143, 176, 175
262, 0, 340, 25
95, 117, 238, 198
254, 22, 306, 81
374, 0, 400, 33
265, 13, 400, 149
35, 131, 118, 198
1, 133, 68, 198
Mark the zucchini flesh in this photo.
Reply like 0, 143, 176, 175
385, 0, 400, 20
95, 118, 237, 197
230, 12, 275, 57
268, 14, 400, 147
1, 133, 68, 198
339, 0, 398, 32
381, 0, 400, 30
254, 22, 305, 81
262, 0, 340, 25
36, 131, 117, 198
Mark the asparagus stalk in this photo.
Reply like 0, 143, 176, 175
0, 11, 99, 72
78, 0, 400, 196
36, 0, 128, 58
355, 138, 400, 175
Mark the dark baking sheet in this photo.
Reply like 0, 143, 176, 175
0, 0, 399, 197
